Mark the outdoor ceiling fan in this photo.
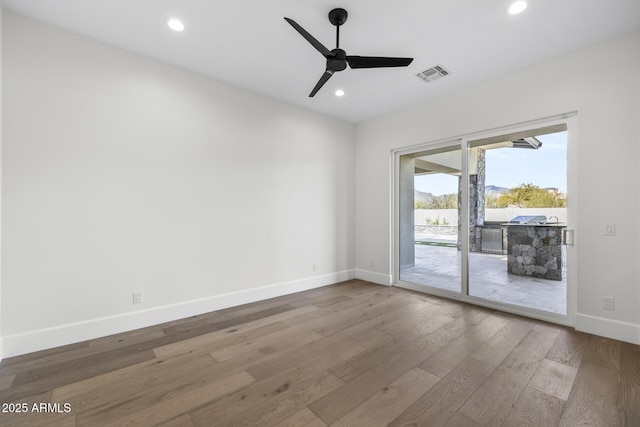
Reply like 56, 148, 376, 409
284, 8, 414, 97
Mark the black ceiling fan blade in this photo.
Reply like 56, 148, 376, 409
346, 56, 414, 69
284, 17, 331, 58
309, 70, 334, 97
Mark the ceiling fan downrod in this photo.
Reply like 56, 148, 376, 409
328, 8, 348, 48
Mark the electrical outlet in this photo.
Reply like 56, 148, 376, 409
132, 291, 143, 304
313, 264, 318, 272
603, 296, 615, 311
604, 223, 616, 236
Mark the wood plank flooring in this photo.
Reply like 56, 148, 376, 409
0, 280, 638, 426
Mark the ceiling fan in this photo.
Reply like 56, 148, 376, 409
284, 8, 414, 97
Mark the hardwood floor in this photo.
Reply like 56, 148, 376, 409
0, 280, 638, 426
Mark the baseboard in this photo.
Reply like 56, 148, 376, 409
1, 269, 356, 358
355, 269, 392, 286
575, 313, 640, 345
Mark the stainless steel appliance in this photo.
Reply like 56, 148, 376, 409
481, 228, 503, 254
508, 215, 547, 224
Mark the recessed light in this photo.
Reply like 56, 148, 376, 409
168, 18, 185, 32
508, 1, 527, 15
335, 89, 345, 97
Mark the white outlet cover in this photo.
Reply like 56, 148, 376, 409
133, 291, 143, 304
604, 223, 616, 236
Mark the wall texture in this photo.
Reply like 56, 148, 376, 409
1, 12, 356, 356
355, 30, 640, 344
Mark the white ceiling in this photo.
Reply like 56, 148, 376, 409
2, 0, 639, 123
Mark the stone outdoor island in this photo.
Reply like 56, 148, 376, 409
505, 224, 566, 281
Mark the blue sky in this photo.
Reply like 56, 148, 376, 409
414, 131, 567, 196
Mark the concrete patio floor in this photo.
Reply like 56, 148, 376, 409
400, 234, 567, 315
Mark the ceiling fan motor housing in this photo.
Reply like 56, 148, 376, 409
328, 49, 347, 71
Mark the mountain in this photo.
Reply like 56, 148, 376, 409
414, 189, 434, 203
416, 185, 562, 199
485, 185, 509, 194
485, 185, 565, 194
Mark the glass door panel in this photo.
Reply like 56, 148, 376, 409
467, 131, 568, 315
399, 146, 462, 293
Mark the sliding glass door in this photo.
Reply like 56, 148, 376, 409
395, 121, 572, 321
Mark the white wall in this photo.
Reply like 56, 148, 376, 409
1, 12, 356, 357
356, 31, 640, 344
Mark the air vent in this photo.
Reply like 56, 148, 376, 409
416, 65, 450, 83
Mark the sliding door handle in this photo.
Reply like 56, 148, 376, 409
562, 229, 574, 246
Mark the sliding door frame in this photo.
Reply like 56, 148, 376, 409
391, 112, 578, 327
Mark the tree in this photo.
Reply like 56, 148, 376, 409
492, 183, 566, 208
485, 193, 501, 208
415, 193, 458, 209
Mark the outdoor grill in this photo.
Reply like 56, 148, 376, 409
508, 215, 547, 224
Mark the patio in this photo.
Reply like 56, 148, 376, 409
400, 232, 567, 315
